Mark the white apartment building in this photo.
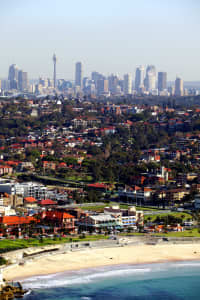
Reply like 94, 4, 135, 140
0, 182, 47, 200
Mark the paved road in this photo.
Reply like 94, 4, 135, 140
143, 210, 171, 215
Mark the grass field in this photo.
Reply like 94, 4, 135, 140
119, 228, 200, 237
79, 203, 128, 212
0, 235, 109, 254
156, 228, 200, 237
144, 212, 192, 222
80, 203, 162, 212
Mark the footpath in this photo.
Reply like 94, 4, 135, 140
2, 235, 200, 270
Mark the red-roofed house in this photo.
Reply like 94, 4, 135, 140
43, 161, 56, 170
0, 215, 37, 237
58, 162, 67, 169
6, 161, 20, 166
40, 199, 57, 206
0, 215, 36, 226
88, 182, 109, 191
24, 197, 38, 208
41, 210, 75, 234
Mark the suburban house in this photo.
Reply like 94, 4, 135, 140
24, 197, 38, 208
39, 199, 57, 206
43, 161, 57, 170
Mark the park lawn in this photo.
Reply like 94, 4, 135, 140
80, 202, 130, 212
66, 174, 93, 182
135, 206, 162, 211
80, 203, 163, 212
0, 235, 109, 253
119, 228, 200, 237
0, 238, 68, 252
144, 212, 192, 222
154, 228, 200, 237
79, 204, 108, 212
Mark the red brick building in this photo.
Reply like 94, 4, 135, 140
41, 210, 76, 234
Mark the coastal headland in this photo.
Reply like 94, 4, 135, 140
2, 237, 200, 281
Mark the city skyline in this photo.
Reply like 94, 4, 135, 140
3, 60, 198, 97
1, 59, 197, 84
0, 0, 200, 80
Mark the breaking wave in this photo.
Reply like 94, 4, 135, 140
21, 261, 200, 290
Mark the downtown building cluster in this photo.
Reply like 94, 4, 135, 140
0, 57, 198, 97
1, 64, 29, 92
51, 59, 189, 97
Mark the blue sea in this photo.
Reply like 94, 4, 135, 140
22, 261, 200, 299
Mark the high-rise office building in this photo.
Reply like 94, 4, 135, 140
84, 82, 96, 95
18, 70, 28, 91
108, 74, 119, 94
75, 62, 82, 88
144, 65, 156, 91
123, 74, 132, 94
8, 64, 19, 89
135, 66, 145, 92
1, 80, 10, 91
53, 54, 57, 89
97, 79, 109, 95
83, 77, 89, 90
175, 77, 184, 96
158, 72, 167, 92
91, 71, 104, 88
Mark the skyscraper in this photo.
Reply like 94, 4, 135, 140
135, 66, 144, 92
175, 77, 184, 96
123, 74, 132, 94
53, 54, 57, 89
1, 80, 10, 91
8, 64, 19, 89
75, 62, 82, 88
97, 78, 109, 95
83, 77, 89, 90
158, 72, 167, 92
108, 74, 119, 94
18, 70, 28, 91
144, 65, 156, 91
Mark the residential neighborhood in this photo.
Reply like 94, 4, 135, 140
0, 95, 199, 240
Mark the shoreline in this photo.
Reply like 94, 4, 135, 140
3, 242, 200, 281
16, 258, 200, 283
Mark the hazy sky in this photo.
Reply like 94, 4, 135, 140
0, 0, 200, 81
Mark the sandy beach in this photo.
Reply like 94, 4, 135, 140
3, 243, 200, 281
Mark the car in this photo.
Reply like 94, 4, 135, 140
109, 236, 117, 240
183, 221, 193, 226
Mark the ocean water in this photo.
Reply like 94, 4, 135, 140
22, 261, 200, 299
